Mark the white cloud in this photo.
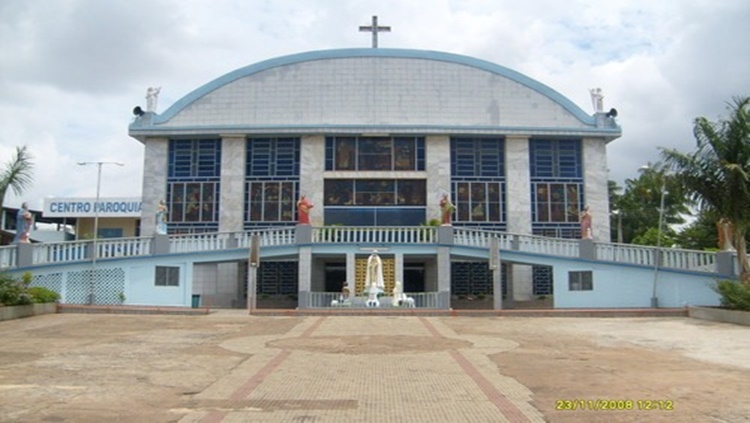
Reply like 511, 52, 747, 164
1, 0, 748, 210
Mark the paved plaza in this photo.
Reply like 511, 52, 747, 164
1, 311, 749, 422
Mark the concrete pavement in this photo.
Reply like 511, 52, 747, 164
0, 311, 748, 422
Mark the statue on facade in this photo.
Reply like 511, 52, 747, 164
297, 195, 313, 224
146, 87, 161, 112
580, 205, 593, 239
439, 193, 455, 225
13, 201, 33, 242
589, 88, 604, 113
364, 250, 385, 307
717, 218, 735, 251
14, 202, 31, 243
366, 250, 385, 290
156, 200, 169, 235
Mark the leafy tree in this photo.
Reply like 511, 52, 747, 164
0, 146, 35, 212
675, 209, 720, 251
661, 97, 750, 282
609, 162, 688, 245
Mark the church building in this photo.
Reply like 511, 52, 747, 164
128, 46, 620, 307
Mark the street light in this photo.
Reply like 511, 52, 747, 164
611, 209, 623, 244
639, 164, 668, 308
78, 161, 124, 304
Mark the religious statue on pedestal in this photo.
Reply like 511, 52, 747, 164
580, 205, 592, 240
14, 202, 30, 243
146, 87, 161, 112
365, 250, 385, 307
297, 195, 313, 225
156, 200, 169, 235
440, 193, 455, 226
589, 88, 604, 113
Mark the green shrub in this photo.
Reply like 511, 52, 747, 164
712, 280, 750, 311
0, 273, 25, 306
28, 287, 60, 303
1, 272, 59, 306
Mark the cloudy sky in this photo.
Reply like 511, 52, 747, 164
1, 0, 748, 211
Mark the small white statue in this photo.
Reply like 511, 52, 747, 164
391, 280, 415, 308
366, 282, 381, 307
589, 88, 604, 113
146, 87, 161, 112
392, 280, 404, 307
365, 250, 385, 290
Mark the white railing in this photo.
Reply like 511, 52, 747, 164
170, 232, 234, 253
0, 245, 16, 269
595, 243, 717, 271
516, 234, 579, 257
453, 228, 514, 249
235, 227, 297, 248
96, 237, 151, 259
33, 240, 90, 264
2, 226, 721, 276
308, 291, 440, 308
595, 243, 656, 266
312, 226, 435, 244
662, 247, 716, 271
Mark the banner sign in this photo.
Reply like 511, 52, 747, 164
43, 197, 142, 218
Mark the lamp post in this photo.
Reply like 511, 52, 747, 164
78, 161, 124, 304
611, 209, 623, 244
639, 164, 667, 308
652, 177, 667, 308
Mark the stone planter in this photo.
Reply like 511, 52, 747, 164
688, 306, 750, 327
0, 302, 58, 321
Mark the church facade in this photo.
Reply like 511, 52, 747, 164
128, 48, 621, 307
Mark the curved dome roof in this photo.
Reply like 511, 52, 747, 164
130, 48, 620, 139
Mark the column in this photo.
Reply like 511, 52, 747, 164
299, 135, 325, 226
490, 237, 503, 310
298, 246, 312, 308
346, 252, 356, 294
394, 253, 404, 292
437, 247, 451, 309
505, 136, 531, 234
219, 135, 246, 233
505, 136, 533, 301
582, 138, 611, 241
425, 135, 451, 223
141, 137, 169, 237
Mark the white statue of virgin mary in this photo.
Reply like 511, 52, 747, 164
365, 250, 385, 292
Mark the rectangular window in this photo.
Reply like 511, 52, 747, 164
530, 139, 582, 179
532, 182, 581, 223
155, 266, 180, 287
325, 136, 425, 171
568, 271, 593, 291
450, 137, 506, 229
324, 180, 426, 206
245, 138, 301, 227
167, 139, 221, 232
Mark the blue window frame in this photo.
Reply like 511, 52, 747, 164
450, 137, 506, 229
245, 137, 300, 227
325, 136, 425, 171
167, 139, 221, 233
529, 139, 584, 237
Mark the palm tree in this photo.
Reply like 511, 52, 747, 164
661, 96, 750, 282
0, 146, 35, 212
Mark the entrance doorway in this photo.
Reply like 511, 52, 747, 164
325, 262, 347, 292
403, 263, 425, 292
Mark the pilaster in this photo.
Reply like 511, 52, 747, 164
505, 136, 531, 234
426, 135, 451, 223
582, 138, 611, 241
300, 135, 325, 226
219, 135, 246, 233
141, 137, 169, 236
